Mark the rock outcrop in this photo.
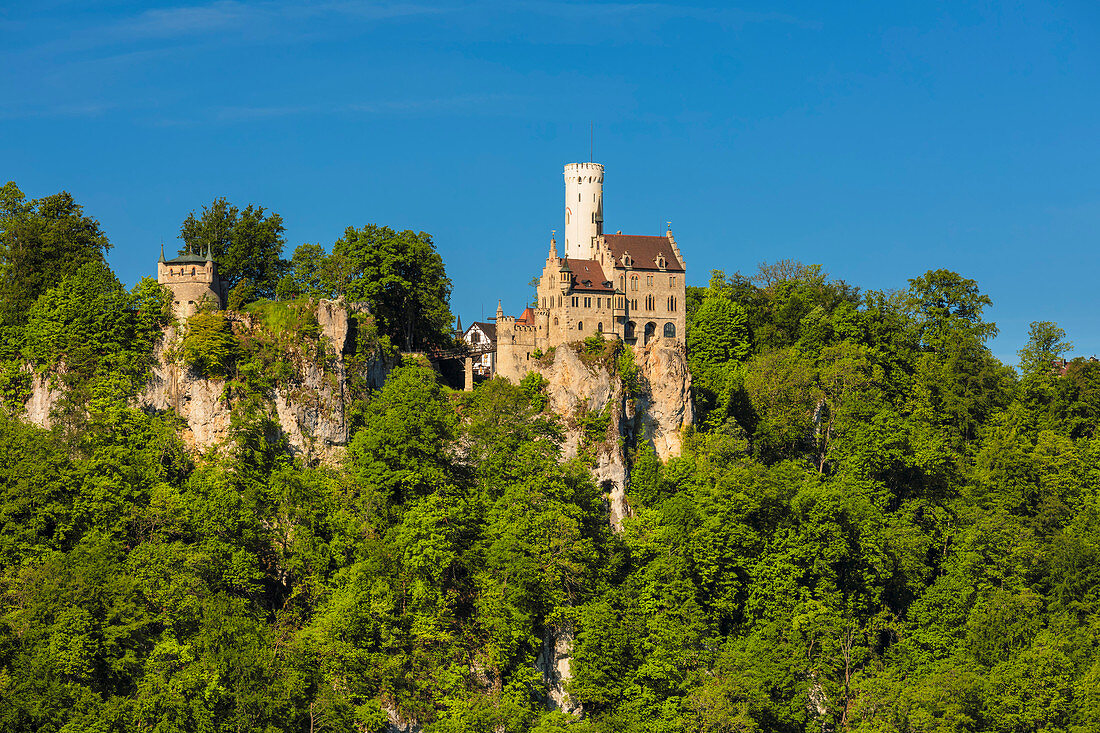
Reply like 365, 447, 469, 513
532, 337, 693, 529
633, 338, 695, 461
536, 625, 579, 715
23, 370, 65, 429
24, 299, 393, 462
525, 337, 693, 713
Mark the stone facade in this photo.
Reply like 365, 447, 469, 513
495, 162, 687, 382
157, 244, 225, 320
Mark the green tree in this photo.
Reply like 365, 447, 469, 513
0, 183, 111, 332
686, 292, 751, 426
287, 243, 338, 299
181, 312, 239, 377
906, 269, 997, 347
333, 224, 454, 351
178, 197, 288, 299
1018, 320, 1073, 376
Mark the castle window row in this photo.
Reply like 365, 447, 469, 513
575, 321, 606, 333
541, 294, 676, 313
622, 274, 679, 291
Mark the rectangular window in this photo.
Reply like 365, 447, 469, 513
572, 296, 578, 307
584, 297, 591, 307
647, 275, 654, 286
670, 276, 675, 286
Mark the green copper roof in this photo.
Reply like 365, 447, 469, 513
164, 252, 209, 265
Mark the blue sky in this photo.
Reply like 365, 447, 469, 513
2, 1, 1098, 364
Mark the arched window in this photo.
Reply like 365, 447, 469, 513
645, 294, 654, 310
597, 322, 603, 333
625, 321, 636, 339
668, 295, 677, 311
577, 321, 584, 331
191, 267, 196, 276
565, 208, 571, 224
630, 275, 639, 291
553, 317, 559, 325
663, 322, 676, 338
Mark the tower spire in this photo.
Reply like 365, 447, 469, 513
158, 241, 165, 263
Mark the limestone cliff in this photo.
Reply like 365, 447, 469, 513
527, 337, 693, 712
23, 299, 393, 462
531, 337, 693, 528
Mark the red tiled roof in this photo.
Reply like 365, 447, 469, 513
602, 234, 684, 272
516, 307, 536, 324
563, 258, 615, 292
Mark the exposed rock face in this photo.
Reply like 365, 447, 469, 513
536, 625, 579, 715
23, 370, 64, 429
524, 337, 693, 714
24, 300, 392, 462
532, 337, 693, 529
139, 329, 234, 451
633, 338, 694, 461
382, 703, 421, 733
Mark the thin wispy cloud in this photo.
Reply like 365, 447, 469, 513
0, 102, 115, 121
513, 1, 818, 30
72, 0, 454, 46
153, 92, 536, 126
3, 0, 457, 62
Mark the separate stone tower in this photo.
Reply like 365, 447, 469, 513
563, 162, 604, 260
157, 243, 224, 320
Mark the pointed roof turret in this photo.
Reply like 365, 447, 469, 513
549, 230, 558, 259
455, 314, 463, 334
158, 242, 165, 263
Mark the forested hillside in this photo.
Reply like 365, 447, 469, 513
2, 185, 1099, 732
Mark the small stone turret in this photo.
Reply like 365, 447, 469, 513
157, 244, 224, 319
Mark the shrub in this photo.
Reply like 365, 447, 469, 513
182, 312, 238, 377
227, 278, 257, 311
617, 345, 639, 397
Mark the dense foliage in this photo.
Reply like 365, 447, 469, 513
2, 188, 1100, 731
280, 227, 455, 352
0, 182, 111, 341
178, 197, 289, 299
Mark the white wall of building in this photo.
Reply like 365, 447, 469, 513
563, 162, 603, 260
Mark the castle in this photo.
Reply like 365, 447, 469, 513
493, 162, 687, 381
157, 243, 225, 319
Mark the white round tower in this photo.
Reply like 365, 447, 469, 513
563, 162, 604, 260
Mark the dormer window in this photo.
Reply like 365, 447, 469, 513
622, 252, 633, 267
656, 254, 666, 269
